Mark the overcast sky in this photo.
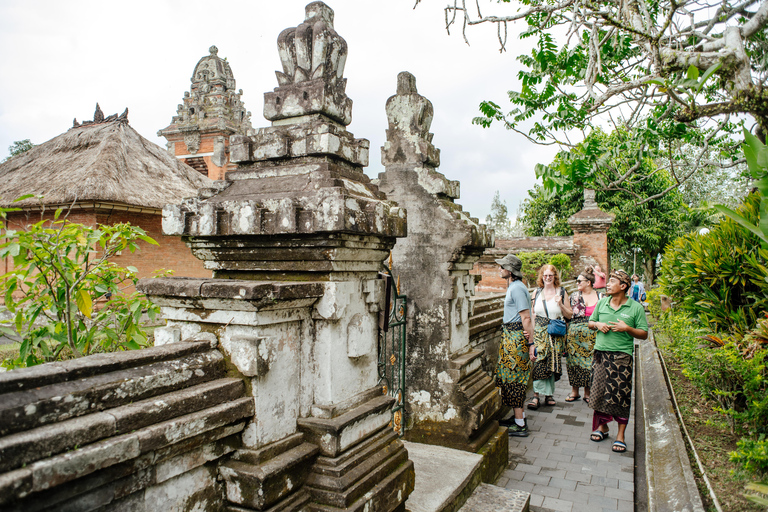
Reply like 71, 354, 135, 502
0, 0, 558, 222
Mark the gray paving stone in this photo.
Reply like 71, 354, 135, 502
557, 489, 590, 504
605, 486, 633, 500
547, 478, 577, 492
508, 480, 535, 493
587, 494, 618, 508
542, 497, 574, 512
564, 471, 591, 484
502, 469, 526, 481
532, 483, 562, 499
618, 479, 633, 491
585, 452, 610, 461
546, 452, 572, 463
522, 473, 552, 486
540, 468, 568, 479
616, 498, 634, 511
591, 476, 619, 488
575, 482, 607, 496
529, 493, 545, 507
514, 463, 542, 474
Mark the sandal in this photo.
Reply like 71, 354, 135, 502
565, 394, 580, 402
527, 397, 540, 410
545, 396, 556, 406
590, 430, 609, 442
584, 397, 590, 404
612, 441, 627, 452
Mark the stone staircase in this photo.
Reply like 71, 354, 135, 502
0, 339, 253, 511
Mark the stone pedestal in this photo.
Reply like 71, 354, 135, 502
376, 72, 505, 482
140, 4, 413, 511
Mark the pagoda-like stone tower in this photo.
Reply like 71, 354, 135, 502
140, 3, 413, 511
159, 45, 253, 180
376, 72, 507, 483
568, 188, 615, 272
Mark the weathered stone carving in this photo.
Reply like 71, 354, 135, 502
265, 2, 353, 125
144, 4, 414, 512
73, 104, 129, 128
377, 71, 503, 483
382, 71, 440, 168
183, 130, 201, 154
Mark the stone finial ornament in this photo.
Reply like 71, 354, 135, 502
276, 2, 347, 85
264, 1, 353, 125
382, 71, 441, 169
72, 105, 129, 128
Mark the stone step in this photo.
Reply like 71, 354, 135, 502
0, 378, 245, 473
457, 483, 530, 512
402, 441, 483, 512
219, 442, 320, 509
0, 349, 226, 436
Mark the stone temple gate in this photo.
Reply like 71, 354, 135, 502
0, 3, 525, 511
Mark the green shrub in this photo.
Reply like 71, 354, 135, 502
731, 436, 768, 477
517, 251, 549, 286
658, 192, 768, 335
549, 253, 572, 278
0, 204, 161, 368
646, 287, 663, 318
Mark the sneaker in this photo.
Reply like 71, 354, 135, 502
508, 423, 529, 437
498, 416, 515, 427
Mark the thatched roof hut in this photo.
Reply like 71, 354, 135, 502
0, 106, 211, 209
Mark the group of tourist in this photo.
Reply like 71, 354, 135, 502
494, 254, 648, 453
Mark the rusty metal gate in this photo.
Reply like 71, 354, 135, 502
377, 261, 407, 436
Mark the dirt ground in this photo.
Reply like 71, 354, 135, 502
656, 335, 764, 512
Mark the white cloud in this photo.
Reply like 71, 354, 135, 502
0, 0, 558, 220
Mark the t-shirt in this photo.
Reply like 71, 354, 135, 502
594, 271, 606, 288
630, 282, 646, 301
504, 279, 531, 324
589, 297, 648, 355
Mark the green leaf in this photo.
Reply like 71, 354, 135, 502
686, 65, 699, 80
126, 266, 138, 274
696, 62, 721, 92
76, 289, 93, 318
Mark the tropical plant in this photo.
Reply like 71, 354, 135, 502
714, 129, 768, 248
0, 198, 161, 368
658, 191, 768, 335
517, 251, 550, 286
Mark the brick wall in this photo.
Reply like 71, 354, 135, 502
3, 208, 210, 282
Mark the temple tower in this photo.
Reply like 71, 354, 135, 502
140, 4, 413, 511
376, 72, 507, 483
159, 46, 253, 180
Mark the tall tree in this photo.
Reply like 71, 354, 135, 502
5, 139, 33, 161
422, 0, 768, 201
521, 129, 686, 282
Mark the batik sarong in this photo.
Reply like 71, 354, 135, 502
531, 317, 562, 382
589, 349, 633, 418
566, 317, 595, 388
495, 321, 531, 408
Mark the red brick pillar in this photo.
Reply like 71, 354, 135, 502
568, 189, 615, 273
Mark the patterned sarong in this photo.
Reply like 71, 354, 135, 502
531, 317, 562, 382
566, 317, 595, 388
589, 350, 633, 418
495, 322, 531, 408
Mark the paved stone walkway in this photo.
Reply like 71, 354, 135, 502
495, 366, 635, 512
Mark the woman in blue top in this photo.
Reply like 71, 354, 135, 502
494, 254, 535, 437
630, 274, 645, 302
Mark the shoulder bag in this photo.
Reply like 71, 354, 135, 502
543, 292, 567, 337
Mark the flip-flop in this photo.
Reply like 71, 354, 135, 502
584, 397, 590, 404
612, 440, 628, 452
590, 430, 609, 442
565, 394, 580, 402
